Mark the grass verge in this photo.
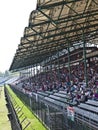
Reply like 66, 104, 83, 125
7, 85, 47, 130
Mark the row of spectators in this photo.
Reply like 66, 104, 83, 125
13, 59, 98, 105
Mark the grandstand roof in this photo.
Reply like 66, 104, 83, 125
10, 0, 98, 71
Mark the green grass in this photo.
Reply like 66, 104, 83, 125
7, 86, 47, 130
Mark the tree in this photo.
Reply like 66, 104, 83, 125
4, 70, 9, 77
0, 71, 4, 77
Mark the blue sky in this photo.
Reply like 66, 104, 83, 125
0, 0, 37, 72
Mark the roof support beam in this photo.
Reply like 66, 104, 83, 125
92, 0, 98, 5
28, 26, 44, 39
37, 8, 57, 27
37, 0, 81, 9
17, 27, 98, 57
26, 12, 98, 37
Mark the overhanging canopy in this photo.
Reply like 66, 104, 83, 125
10, 0, 98, 71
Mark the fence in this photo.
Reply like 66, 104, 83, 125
9, 86, 98, 130
4, 87, 22, 130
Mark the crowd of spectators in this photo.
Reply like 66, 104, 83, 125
13, 59, 98, 105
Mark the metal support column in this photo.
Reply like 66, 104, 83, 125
67, 41, 71, 85
57, 45, 60, 82
36, 64, 38, 82
44, 60, 47, 81
82, 32, 88, 87
33, 65, 35, 77
50, 53, 53, 81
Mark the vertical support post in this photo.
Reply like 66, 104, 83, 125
82, 32, 88, 87
44, 60, 47, 81
33, 65, 35, 77
36, 64, 38, 82
46, 105, 51, 129
67, 41, 71, 85
30, 66, 32, 77
50, 52, 53, 80
32, 65, 34, 77
30, 66, 32, 86
28, 68, 29, 78
29, 96, 32, 108
28, 67, 31, 78
27, 68, 28, 78
57, 45, 60, 82
39, 63, 41, 73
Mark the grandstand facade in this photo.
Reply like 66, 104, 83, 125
9, 0, 98, 130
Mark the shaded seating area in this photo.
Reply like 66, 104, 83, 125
10, 85, 98, 130
8, 0, 98, 130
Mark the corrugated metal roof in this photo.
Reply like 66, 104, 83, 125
10, 0, 98, 71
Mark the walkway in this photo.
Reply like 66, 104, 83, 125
0, 86, 11, 130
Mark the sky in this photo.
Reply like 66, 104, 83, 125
0, 0, 37, 72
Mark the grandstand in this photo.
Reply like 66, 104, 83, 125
8, 0, 98, 130
0, 76, 10, 86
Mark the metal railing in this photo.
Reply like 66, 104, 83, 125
4, 87, 22, 130
10, 86, 98, 130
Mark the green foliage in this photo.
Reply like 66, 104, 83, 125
0, 71, 4, 76
4, 70, 9, 77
